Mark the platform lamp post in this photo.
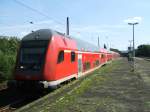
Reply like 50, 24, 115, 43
128, 22, 138, 71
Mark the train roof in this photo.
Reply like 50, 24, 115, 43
22, 29, 52, 41
71, 37, 100, 52
22, 29, 100, 52
22, 29, 66, 41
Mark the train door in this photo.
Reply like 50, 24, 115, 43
78, 53, 82, 77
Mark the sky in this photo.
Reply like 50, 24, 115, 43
0, 0, 150, 50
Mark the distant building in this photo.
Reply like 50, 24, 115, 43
120, 50, 128, 57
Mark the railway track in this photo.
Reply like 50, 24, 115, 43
0, 104, 15, 112
0, 88, 50, 112
0, 97, 27, 112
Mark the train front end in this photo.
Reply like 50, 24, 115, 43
12, 29, 52, 89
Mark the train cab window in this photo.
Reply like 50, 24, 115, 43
71, 51, 75, 62
57, 51, 64, 63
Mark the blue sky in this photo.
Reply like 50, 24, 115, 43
0, 0, 150, 50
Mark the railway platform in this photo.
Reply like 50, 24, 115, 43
17, 58, 150, 112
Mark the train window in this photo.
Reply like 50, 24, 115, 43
101, 54, 105, 58
57, 51, 64, 63
20, 47, 46, 64
93, 60, 99, 67
71, 51, 75, 62
83, 62, 91, 70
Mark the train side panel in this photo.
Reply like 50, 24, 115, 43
44, 35, 78, 85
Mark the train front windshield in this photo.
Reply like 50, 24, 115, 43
20, 47, 45, 64
18, 40, 49, 71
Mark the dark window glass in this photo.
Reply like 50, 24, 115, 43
101, 54, 105, 58
20, 40, 48, 64
83, 62, 91, 70
57, 51, 64, 63
93, 60, 100, 67
71, 52, 75, 62
21, 40, 49, 48
20, 47, 45, 64
18, 40, 49, 71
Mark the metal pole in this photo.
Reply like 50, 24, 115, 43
132, 24, 135, 71
128, 22, 138, 72
66, 17, 69, 35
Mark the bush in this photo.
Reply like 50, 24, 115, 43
0, 53, 8, 82
0, 53, 16, 80
0, 36, 20, 82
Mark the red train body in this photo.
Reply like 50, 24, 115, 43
13, 29, 119, 88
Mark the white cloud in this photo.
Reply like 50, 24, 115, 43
124, 16, 143, 23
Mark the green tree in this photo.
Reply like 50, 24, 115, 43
0, 36, 20, 82
136, 44, 150, 57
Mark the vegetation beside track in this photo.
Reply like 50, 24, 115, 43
0, 36, 20, 82
136, 44, 150, 57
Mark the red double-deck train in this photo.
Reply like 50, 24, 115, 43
11, 29, 119, 89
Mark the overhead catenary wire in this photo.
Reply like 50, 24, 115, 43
13, 0, 65, 26
13, 0, 96, 38
11, 0, 100, 46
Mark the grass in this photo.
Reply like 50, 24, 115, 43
16, 58, 150, 112
42, 60, 121, 112
16, 60, 121, 112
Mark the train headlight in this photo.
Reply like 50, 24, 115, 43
20, 66, 24, 69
